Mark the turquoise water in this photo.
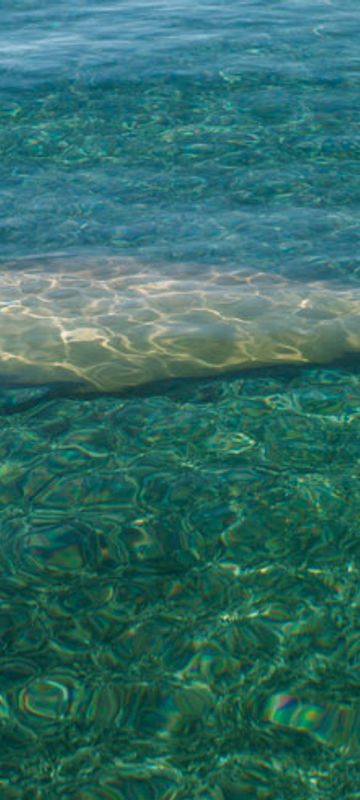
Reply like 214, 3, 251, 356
2, 1, 360, 797
2, 0, 360, 275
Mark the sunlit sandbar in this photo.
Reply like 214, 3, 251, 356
1, 256, 360, 394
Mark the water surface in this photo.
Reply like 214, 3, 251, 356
1, 1, 360, 797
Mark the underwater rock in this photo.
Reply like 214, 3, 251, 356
0, 256, 360, 394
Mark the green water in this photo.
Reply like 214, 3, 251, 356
2, 0, 360, 796
1, 364, 360, 797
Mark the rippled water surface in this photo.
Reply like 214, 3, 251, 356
2, 1, 360, 797
1, 0, 360, 274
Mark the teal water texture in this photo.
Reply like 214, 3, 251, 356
2, 1, 360, 797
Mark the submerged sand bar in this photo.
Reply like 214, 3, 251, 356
1, 256, 360, 393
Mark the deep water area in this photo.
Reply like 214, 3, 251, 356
0, 0, 360, 279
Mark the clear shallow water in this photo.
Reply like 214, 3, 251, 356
3, 366, 360, 798
2, 0, 360, 797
